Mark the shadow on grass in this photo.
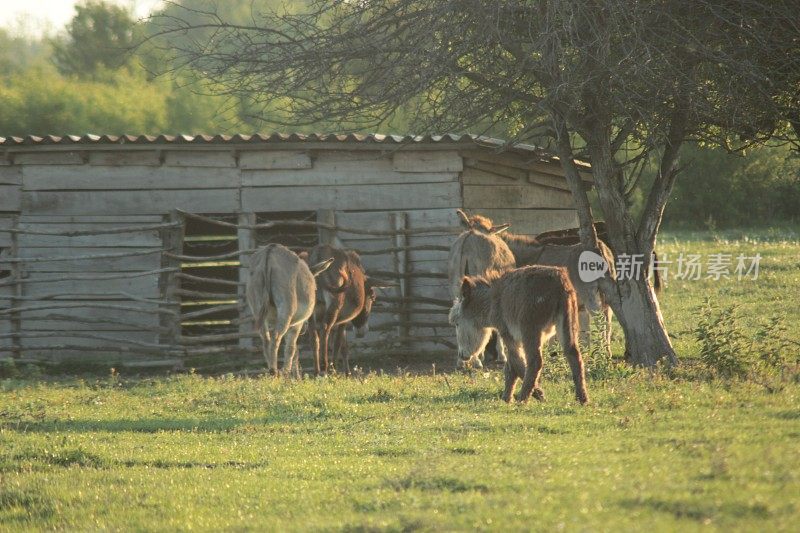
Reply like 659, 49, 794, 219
619, 497, 773, 522
387, 475, 489, 494
1, 418, 246, 433
429, 388, 499, 403
3, 446, 269, 472
117, 459, 268, 470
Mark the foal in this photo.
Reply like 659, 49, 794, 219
449, 266, 589, 404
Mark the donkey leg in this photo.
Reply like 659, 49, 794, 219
321, 306, 341, 375
578, 309, 591, 352
564, 343, 589, 405
517, 331, 544, 402
603, 305, 613, 359
500, 336, 525, 403
311, 328, 322, 376
334, 325, 346, 372
283, 324, 302, 379
258, 325, 271, 367
267, 329, 282, 376
269, 304, 293, 376
558, 315, 589, 405
494, 334, 507, 364
335, 326, 351, 376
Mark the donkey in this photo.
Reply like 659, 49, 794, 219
463, 212, 661, 292
449, 266, 589, 405
456, 210, 615, 356
447, 228, 516, 368
531, 222, 661, 292
308, 244, 390, 376
246, 243, 333, 378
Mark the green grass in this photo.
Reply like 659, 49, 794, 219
1, 375, 798, 531
0, 230, 798, 531
654, 228, 800, 359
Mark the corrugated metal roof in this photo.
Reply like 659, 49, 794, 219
0, 132, 571, 162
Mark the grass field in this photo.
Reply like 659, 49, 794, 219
1, 230, 798, 531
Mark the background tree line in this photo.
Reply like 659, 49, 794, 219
0, 0, 797, 229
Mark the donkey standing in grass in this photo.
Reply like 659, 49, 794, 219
449, 266, 589, 404
246, 244, 333, 378
447, 227, 516, 368
308, 244, 390, 376
457, 210, 615, 356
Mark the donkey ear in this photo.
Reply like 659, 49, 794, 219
460, 276, 475, 299
310, 257, 334, 276
298, 251, 309, 262
490, 223, 510, 235
456, 209, 471, 228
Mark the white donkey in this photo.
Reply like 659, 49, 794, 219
246, 244, 332, 377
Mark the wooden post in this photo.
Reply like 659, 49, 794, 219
390, 212, 410, 342
316, 209, 343, 247
238, 212, 257, 350
159, 210, 184, 354
10, 215, 21, 359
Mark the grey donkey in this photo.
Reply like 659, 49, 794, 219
447, 227, 515, 369
449, 266, 589, 405
246, 243, 333, 377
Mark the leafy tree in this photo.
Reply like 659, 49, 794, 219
665, 144, 800, 229
0, 29, 49, 76
148, 0, 800, 366
51, 0, 136, 77
0, 64, 168, 136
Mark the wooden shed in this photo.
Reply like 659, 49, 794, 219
0, 133, 591, 370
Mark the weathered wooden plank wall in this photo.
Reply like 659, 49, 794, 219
0, 167, 22, 213
1, 144, 579, 366
7, 215, 168, 362
461, 164, 579, 235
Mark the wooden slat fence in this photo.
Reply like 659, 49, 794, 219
0, 209, 458, 370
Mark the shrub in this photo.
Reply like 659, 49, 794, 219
694, 299, 799, 384
584, 313, 635, 380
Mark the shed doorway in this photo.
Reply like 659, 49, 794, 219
178, 211, 318, 353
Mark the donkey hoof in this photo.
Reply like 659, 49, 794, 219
533, 389, 545, 402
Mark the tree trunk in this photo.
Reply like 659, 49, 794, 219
552, 114, 678, 367
604, 276, 677, 367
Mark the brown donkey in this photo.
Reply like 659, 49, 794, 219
448, 266, 589, 404
308, 244, 390, 376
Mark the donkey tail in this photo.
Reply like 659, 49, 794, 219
248, 244, 275, 333
556, 290, 581, 357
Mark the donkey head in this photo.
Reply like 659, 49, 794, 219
456, 209, 510, 235
351, 277, 394, 338
448, 276, 493, 364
